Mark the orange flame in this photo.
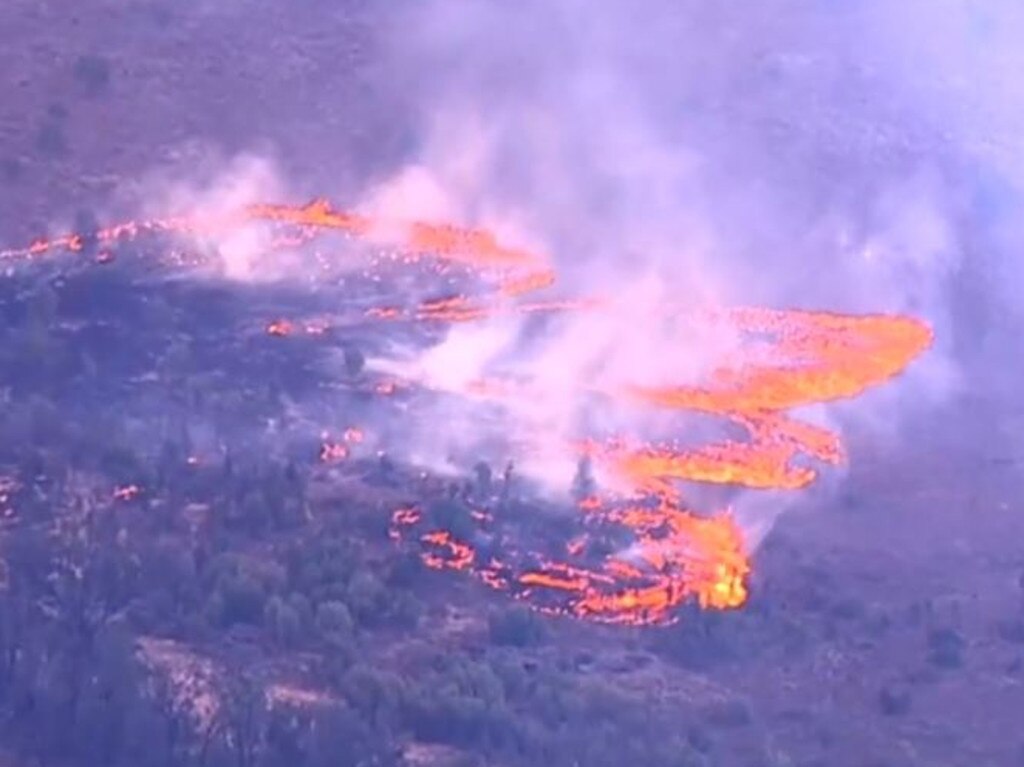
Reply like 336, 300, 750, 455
2, 198, 933, 626
319, 429, 363, 463
319, 442, 348, 463
113, 485, 141, 501
266, 319, 294, 337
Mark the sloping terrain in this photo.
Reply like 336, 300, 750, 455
2, 3, 1024, 767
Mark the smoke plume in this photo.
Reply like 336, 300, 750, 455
95, 1, 1019, 544
339, 0, 1018, 525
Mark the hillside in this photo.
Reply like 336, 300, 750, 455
2, 2, 1024, 767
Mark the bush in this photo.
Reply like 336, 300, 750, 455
571, 456, 596, 501
73, 54, 112, 96
1, 158, 21, 182
686, 724, 714, 754
927, 627, 965, 669
405, 687, 490, 748
384, 589, 422, 630
286, 592, 314, 628
828, 596, 866, 621
73, 209, 101, 253
488, 606, 546, 648
217, 572, 265, 626
657, 607, 741, 669
315, 600, 355, 643
878, 685, 912, 716
703, 698, 752, 729
35, 121, 67, 157
343, 344, 365, 377
307, 705, 383, 767
205, 554, 284, 627
473, 461, 493, 496
341, 665, 405, 731
264, 596, 302, 647
428, 498, 474, 541
997, 618, 1024, 644
346, 570, 385, 625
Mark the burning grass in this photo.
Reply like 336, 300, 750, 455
0, 199, 931, 626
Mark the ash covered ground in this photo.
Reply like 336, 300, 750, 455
2, 2, 1024, 767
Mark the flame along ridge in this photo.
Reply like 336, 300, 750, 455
2, 198, 933, 625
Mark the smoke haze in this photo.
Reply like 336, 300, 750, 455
328, 0, 1017, 512
92, 1, 1021, 533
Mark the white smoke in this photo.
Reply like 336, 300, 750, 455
114, 0, 1021, 531
345, 0, 1020, 526
132, 151, 291, 282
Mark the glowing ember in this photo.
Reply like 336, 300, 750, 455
266, 318, 332, 337
266, 319, 294, 337
113, 484, 141, 501
1, 198, 933, 626
319, 442, 348, 463
421, 530, 475, 570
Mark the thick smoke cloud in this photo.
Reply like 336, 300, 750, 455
349, 0, 1022, 511
375, 0, 960, 302
113, 1, 1019, 529
130, 151, 293, 281
379, 0, 1024, 319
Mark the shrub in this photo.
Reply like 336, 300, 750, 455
878, 685, 912, 716
264, 596, 302, 647
996, 618, 1024, 644
488, 606, 546, 648
571, 455, 596, 501
343, 344, 365, 377
35, 121, 67, 158
927, 627, 965, 669
73, 54, 112, 96
687, 723, 714, 754
316, 600, 355, 638
703, 698, 752, 729
1, 158, 22, 181
428, 498, 475, 541
473, 461, 493, 496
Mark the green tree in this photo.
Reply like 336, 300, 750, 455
878, 685, 912, 716
1, 157, 21, 182
218, 573, 265, 626
928, 627, 965, 669
473, 461, 493, 496
488, 606, 546, 648
264, 596, 302, 647
384, 589, 422, 630
219, 672, 266, 767
428, 498, 474, 541
27, 283, 59, 327
73, 209, 100, 253
205, 554, 283, 627
343, 344, 365, 377
346, 570, 385, 625
315, 600, 355, 646
73, 54, 112, 96
341, 665, 405, 732
308, 704, 385, 767
571, 455, 596, 501
35, 120, 67, 158
286, 592, 314, 629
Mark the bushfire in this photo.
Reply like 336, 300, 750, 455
1, 198, 933, 626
